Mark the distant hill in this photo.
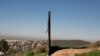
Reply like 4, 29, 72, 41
0, 35, 46, 40
51, 40, 91, 48
50, 40, 91, 54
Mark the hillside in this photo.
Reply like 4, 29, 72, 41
51, 40, 91, 48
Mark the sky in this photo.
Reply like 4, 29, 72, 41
0, 0, 100, 41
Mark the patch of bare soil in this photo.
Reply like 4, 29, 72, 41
51, 48, 100, 56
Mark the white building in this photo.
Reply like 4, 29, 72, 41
0, 51, 4, 56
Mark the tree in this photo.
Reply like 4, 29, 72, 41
34, 41, 47, 53
0, 39, 9, 54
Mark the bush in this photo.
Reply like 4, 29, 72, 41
34, 53, 47, 56
23, 51, 34, 56
75, 50, 100, 56
34, 41, 47, 53
0, 39, 9, 54
8, 48, 17, 54
34, 44, 46, 53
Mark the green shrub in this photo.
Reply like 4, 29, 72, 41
34, 43, 47, 53
8, 48, 17, 54
34, 53, 47, 56
0, 39, 9, 54
23, 51, 34, 56
75, 50, 100, 56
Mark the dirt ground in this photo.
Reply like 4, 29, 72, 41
51, 48, 100, 56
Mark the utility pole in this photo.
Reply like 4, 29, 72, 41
48, 10, 51, 56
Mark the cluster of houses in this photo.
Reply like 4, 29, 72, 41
7, 40, 47, 51
0, 39, 48, 56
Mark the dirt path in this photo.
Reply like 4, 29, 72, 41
51, 48, 100, 56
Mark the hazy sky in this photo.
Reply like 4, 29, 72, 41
0, 0, 100, 41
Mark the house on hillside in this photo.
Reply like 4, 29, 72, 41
0, 51, 4, 56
